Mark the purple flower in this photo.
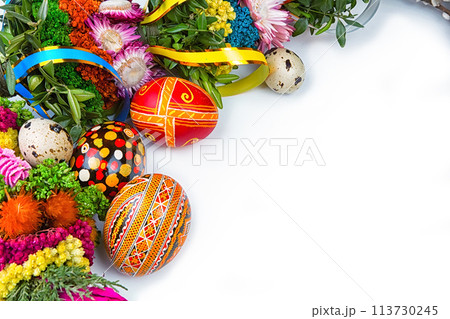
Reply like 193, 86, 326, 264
113, 41, 164, 98
98, 0, 145, 24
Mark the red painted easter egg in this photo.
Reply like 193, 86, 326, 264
130, 77, 218, 147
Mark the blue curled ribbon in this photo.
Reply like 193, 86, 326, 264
8, 46, 130, 121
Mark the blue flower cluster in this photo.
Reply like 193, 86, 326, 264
226, 0, 260, 49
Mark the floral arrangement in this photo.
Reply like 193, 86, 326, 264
0, 156, 123, 300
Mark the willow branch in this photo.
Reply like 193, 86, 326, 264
420, 0, 450, 17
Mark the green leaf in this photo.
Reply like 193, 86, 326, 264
172, 43, 183, 50
197, 12, 207, 31
0, 4, 17, 11
293, 17, 308, 37
201, 79, 223, 109
0, 31, 13, 44
37, 0, 49, 22
5, 61, 16, 95
215, 74, 240, 84
42, 61, 54, 77
67, 89, 81, 125
21, 0, 32, 19
342, 18, 364, 29
6, 33, 26, 55
69, 124, 83, 142
56, 93, 69, 107
43, 101, 62, 116
5, 11, 32, 24
336, 20, 346, 47
70, 89, 96, 102
165, 24, 189, 33
0, 39, 5, 56
315, 16, 333, 35
27, 75, 44, 92
336, 0, 346, 12
52, 115, 72, 128
25, 33, 41, 50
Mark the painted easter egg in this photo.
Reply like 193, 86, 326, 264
19, 118, 73, 167
103, 173, 191, 276
130, 77, 218, 147
70, 121, 145, 200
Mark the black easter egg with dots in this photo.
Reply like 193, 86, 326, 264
70, 121, 146, 200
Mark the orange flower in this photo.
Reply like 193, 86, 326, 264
42, 191, 79, 228
0, 191, 42, 239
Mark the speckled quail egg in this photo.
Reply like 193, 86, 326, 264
19, 118, 73, 167
265, 48, 306, 94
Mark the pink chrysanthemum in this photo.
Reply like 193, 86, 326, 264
113, 42, 162, 98
86, 15, 141, 54
243, 0, 295, 52
98, 0, 145, 24
0, 147, 31, 187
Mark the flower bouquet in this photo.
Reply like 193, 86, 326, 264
0, 150, 126, 300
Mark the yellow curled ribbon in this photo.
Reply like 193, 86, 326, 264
142, 0, 269, 96
147, 46, 269, 96
142, 0, 188, 24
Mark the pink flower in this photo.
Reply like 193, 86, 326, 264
0, 106, 18, 132
243, 0, 295, 52
98, 0, 145, 24
86, 15, 141, 55
113, 42, 163, 98
0, 147, 31, 187
59, 287, 127, 301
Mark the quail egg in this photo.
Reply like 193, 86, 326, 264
19, 118, 73, 167
265, 48, 306, 94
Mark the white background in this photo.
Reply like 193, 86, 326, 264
6, 0, 450, 317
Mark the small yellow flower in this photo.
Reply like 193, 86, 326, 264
203, 0, 235, 37
0, 236, 87, 298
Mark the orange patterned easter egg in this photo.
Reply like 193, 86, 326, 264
130, 77, 218, 147
103, 173, 191, 276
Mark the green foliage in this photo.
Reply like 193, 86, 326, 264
6, 264, 127, 301
54, 63, 103, 112
0, 97, 33, 126
27, 61, 107, 141
31, 0, 72, 47
283, 0, 369, 47
25, 158, 82, 200
139, 0, 238, 109
0, 175, 27, 203
75, 185, 110, 221
1, 0, 106, 141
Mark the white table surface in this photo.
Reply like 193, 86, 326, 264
7, 0, 450, 316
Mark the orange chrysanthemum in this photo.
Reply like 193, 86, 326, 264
0, 192, 42, 239
43, 191, 79, 228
